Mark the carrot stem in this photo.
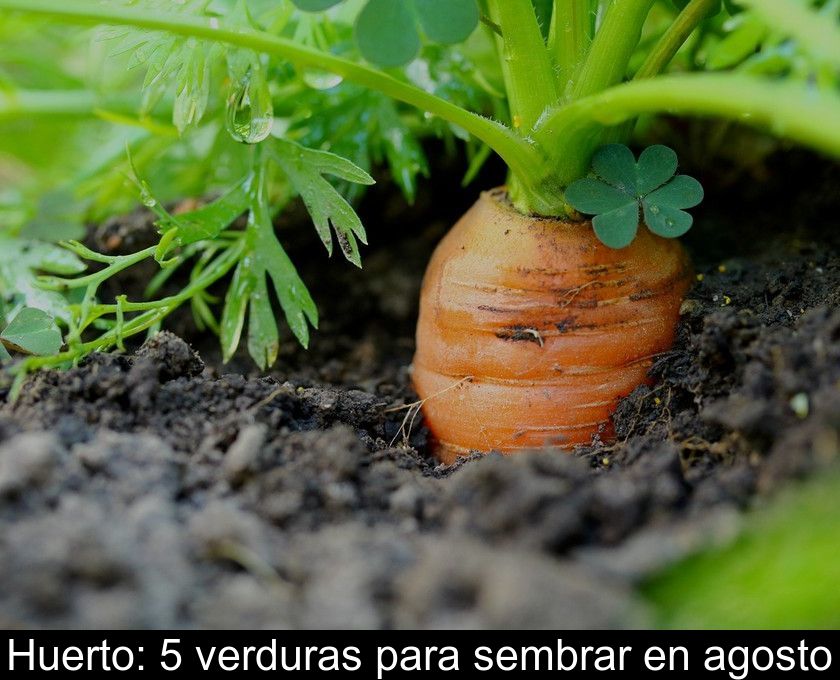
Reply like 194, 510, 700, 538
0, 89, 96, 119
633, 0, 719, 80
485, 0, 558, 133
549, 0, 594, 99
569, 0, 655, 100
536, 73, 840, 189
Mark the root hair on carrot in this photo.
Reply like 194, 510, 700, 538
385, 376, 474, 448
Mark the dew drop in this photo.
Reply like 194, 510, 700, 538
139, 184, 158, 208
225, 67, 274, 144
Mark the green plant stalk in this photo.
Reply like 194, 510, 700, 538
521, 0, 657, 215
549, 0, 592, 97
536, 73, 840, 188
0, 89, 155, 125
0, 0, 542, 189
483, 0, 562, 214
0, 89, 96, 119
634, 0, 719, 80
605, 0, 719, 146
38, 245, 159, 293
11, 239, 245, 388
570, 0, 655, 100
739, 0, 840, 70
485, 0, 558, 133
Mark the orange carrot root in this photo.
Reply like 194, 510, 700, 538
412, 189, 691, 463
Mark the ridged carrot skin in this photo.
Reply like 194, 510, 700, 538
412, 189, 691, 463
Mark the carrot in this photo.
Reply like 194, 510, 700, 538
412, 189, 691, 463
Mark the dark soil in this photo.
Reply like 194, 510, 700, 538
1, 151, 838, 629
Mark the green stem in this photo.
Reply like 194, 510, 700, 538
570, 0, 655, 99
485, 0, 558, 133
37, 246, 158, 291
606, 0, 716, 145
0, 89, 153, 123
0, 89, 94, 119
536, 74, 840, 188
531, 0, 656, 208
0, 0, 541, 185
16, 239, 244, 376
634, 0, 719, 80
549, 0, 593, 98
483, 0, 560, 213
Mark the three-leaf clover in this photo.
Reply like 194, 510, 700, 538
292, 0, 480, 68
565, 144, 704, 249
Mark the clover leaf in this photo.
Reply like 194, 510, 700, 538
355, 0, 421, 68
565, 144, 704, 249
1, 307, 63, 358
292, 0, 480, 67
292, 0, 344, 10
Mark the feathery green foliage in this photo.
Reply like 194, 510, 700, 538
0, 0, 838, 378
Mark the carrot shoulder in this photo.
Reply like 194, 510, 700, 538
412, 189, 691, 463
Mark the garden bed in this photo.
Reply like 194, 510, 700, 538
0, 151, 838, 628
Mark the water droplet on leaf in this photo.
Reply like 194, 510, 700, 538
225, 68, 274, 144
139, 184, 158, 208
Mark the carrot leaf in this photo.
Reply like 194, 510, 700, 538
291, 90, 430, 204
233, 202, 319, 365
272, 137, 375, 268
172, 179, 252, 245
566, 144, 704, 249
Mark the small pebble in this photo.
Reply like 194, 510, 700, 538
789, 393, 809, 420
